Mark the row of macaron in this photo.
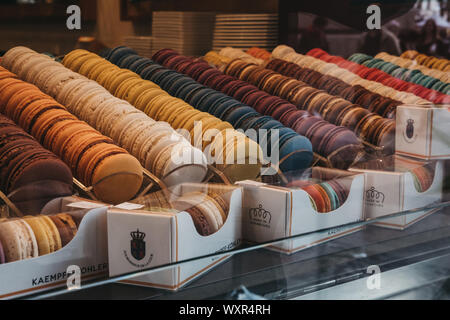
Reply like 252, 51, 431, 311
401, 50, 450, 72
203, 51, 232, 68
244, 46, 449, 85
264, 58, 401, 119
103, 46, 314, 173
61, 48, 264, 182
0, 68, 143, 204
0, 113, 72, 197
219, 46, 450, 105
376, 52, 449, 83
307, 48, 449, 104
356, 158, 435, 194
152, 49, 364, 168
269, 45, 430, 105
134, 190, 230, 236
223, 59, 395, 152
218, 47, 264, 65
0, 47, 217, 189
286, 178, 349, 213
349, 53, 449, 94
0, 213, 77, 264
246, 47, 272, 61
219, 48, 402, 119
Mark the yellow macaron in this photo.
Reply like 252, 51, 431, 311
105, 69, 140, 94
115, 77, 144, 99
78, 56, 107, 77
130, 85, 162, 107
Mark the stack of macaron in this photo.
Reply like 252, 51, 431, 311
63, 48, 264, 183
219, 47, 263, 65
376, 52, 449, 83
172, 191, 229, 236
0, 65, 143, 204
307, 48, 449, 103
223, 59, 394, 152
106, 46, 314, 174
203, 51, 232, 68
349, 53, 449, 95
0, 213, 77, 263
265, 58, 401, 118
1, 47, 208, 188
133, 189, 230, 236
133, 189, 177, 213
271, 45, 430, 105
409, 165, 434, 193
152, 50, 363, 167
0, 113, 72, 202
286, 179, 348, 213
401, 50, 450, 72
246, 47, 272, 61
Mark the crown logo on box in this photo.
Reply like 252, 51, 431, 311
366, 186, 385, 204
131, 229, 146, 240
249, 204, 272, 224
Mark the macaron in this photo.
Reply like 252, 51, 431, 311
23, 215, 62, 256
172, 192, 225, 236
49, 213, 78, 247
0, 219, 38, 262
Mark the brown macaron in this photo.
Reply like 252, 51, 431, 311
49, 213, 78, 247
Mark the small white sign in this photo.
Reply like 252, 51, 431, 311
67, 201, 107, 209
113, 202, 145, 210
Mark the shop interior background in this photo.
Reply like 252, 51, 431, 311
1, 0, 448, 59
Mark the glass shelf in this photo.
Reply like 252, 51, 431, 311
22, 199, 450, 300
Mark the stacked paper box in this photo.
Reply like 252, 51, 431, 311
152, 11, 215, 56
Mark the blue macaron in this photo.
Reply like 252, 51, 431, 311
196, 91, 225, 112
159, 72, 184, 90
140, 64, 166, 80
234, 111, 260, 129
167, 77, 191, 96
208, 98, 238, 118
149, 68, 178, 84
320, 182, 340, 210
224, 106, 256, 127
197, 92, 228, 113
278, 135, 313, 172
243, 115, 273, 132
188, 87, 216, 107
108, 46, 137, 65
130, 58, 153, 74
118, 54, 142, 69
176, 82, 203, 100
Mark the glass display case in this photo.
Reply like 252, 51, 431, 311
13, 194, 450, 300
0, 0, 449, 301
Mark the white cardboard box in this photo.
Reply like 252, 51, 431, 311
237, 171, 365, 254
0, 196, 109, 299
350, 156, 443, 229
396, 104, 450, 160
107, 184, 242, 290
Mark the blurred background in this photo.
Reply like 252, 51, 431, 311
0, 0, 448, 58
